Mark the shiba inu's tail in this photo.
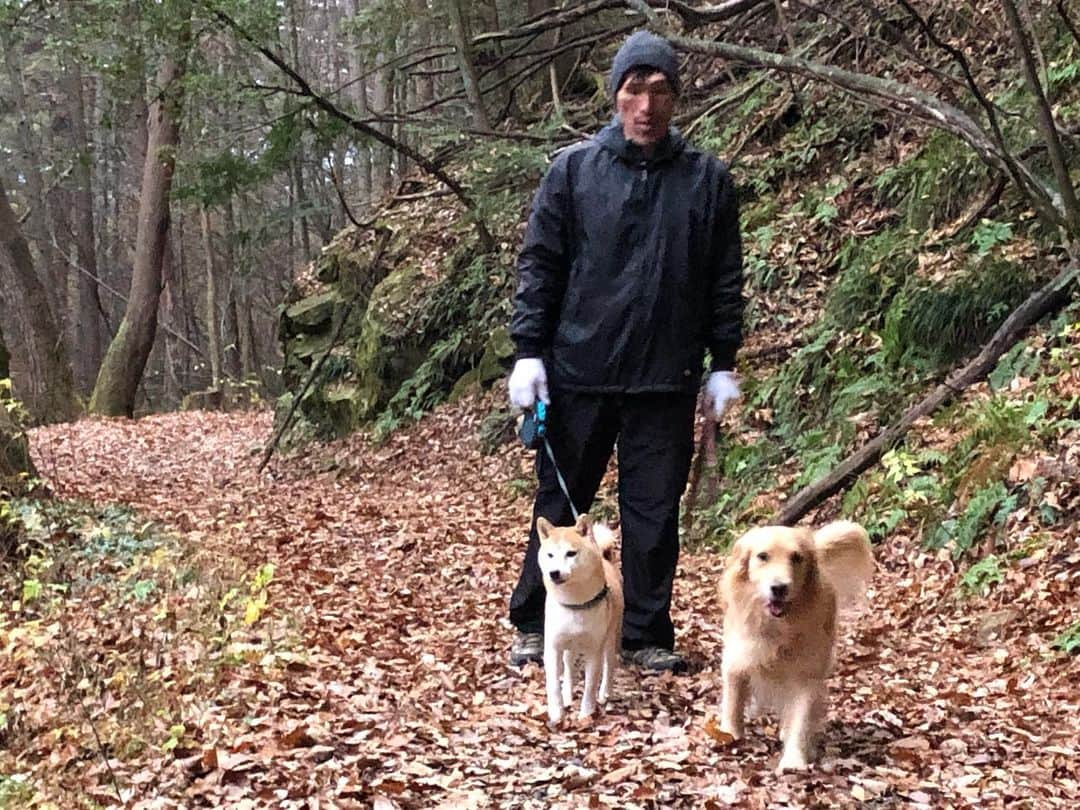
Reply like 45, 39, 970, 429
592, 522, 618, 563
813, 521, 874, 609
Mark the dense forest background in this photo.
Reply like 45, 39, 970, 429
1, 0, 1079, 803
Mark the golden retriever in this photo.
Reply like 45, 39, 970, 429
718, 521, 874, 772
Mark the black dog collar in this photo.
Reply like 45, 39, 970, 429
560, 584, 610, 611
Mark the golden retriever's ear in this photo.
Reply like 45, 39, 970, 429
798, 533, 821, 593
725, 533, 753, 582
813, 520, 874, 607
574, 513, 593, 538
536, 516, 553, 542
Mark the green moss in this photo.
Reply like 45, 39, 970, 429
284, 289, 340, 330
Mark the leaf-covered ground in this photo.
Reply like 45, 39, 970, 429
6, 401, 1078, 808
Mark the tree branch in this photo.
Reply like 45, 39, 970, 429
624, 0, 1069, 234
1058, 0, 1080, 47
206, 3, 494, 253
1001, 0, 1080, 235
894, 0, 1050, 234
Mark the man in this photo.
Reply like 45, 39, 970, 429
506, 30, 745, 673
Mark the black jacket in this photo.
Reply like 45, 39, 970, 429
510, 119, 744, 393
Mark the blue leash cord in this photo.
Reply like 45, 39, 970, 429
523, 401, 581, 520
543, 436, 581, 521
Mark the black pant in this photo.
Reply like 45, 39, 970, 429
508, 389, 697, 650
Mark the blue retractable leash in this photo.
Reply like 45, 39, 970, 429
518, 401, 580, 520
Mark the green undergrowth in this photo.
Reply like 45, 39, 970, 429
0, 499, 299, 802
364, 133, 554, 440
692, 301, 1077, 625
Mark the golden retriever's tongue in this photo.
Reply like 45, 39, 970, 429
767, 601, 786, 617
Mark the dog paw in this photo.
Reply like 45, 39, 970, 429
776, 753, 809, 774
718, 724, 743, 741
548, 707, 564, 726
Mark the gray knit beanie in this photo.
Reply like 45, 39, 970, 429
609, 31, 680, 97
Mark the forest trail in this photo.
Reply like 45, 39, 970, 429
24, 407, 1078, 808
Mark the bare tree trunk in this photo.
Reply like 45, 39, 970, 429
394, 58, 410, 180
1001, 0, 1079, 234
90, 2, 191, 417
0, 177, 79, 423
61, 41, 109, 393
161, 239, 184, 407
175, 210, 197, 392
371, 51, 394, 198
1, 312, 37, 486
220, 202, 242, 379
411, 0, 436, 108
1, 27, 66, 317
199, 206, 222, 388
287, 0, 313, 258
224, 199, 254, 379
353, 73, 373, 205
447, 0, 492, 130
0, 318, 9, 380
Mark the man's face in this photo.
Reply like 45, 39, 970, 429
616, 69, 676, 148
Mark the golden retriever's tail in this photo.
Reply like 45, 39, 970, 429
593, 523, 619, 562
813, 521, 874, 609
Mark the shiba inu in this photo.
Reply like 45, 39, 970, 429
719, 520, 874, 772
536, 514, 624, 724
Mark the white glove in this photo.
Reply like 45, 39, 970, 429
508, 358, 550, 410
703, 370, 740, 420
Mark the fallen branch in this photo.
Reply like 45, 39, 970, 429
774, 260, 1080, 525
258, 228, 393, 473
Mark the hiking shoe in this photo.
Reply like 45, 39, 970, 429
509, 632, 544, 666
621, 646, 688, 674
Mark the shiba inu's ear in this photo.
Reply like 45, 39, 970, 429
592, 522, 617, 560
536, 516, 554, 542
574, 513, 594, 538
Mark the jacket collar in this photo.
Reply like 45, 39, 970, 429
595, 117, 686, 166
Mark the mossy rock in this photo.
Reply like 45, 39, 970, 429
285, 289, 341, 331
351, 261, 432, 422
448, 326, 514, 402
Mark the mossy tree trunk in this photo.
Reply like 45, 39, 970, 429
0, 177, 80, 425
89, 0, 192, 417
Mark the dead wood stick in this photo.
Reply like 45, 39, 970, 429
682, 408, 720, 538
